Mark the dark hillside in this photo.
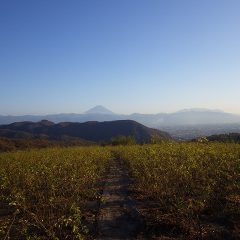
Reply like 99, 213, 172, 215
207, 133, 240, 143
0, 120, 171, 143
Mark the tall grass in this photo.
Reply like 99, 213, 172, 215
1, 143, 239, 239
0, 146, 112, 239
115, 142, 240, 238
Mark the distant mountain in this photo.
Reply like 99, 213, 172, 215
176, 108, 224, 113
1, 107, 240, 133
85, 105, 115, 115
161, 110, 240, 126
0, 120, 171, 143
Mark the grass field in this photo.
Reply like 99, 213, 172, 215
115, 143, 240, 239
0, 147, 112, 239
0, 143, 239, 239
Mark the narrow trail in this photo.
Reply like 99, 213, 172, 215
97, 158, 143, 240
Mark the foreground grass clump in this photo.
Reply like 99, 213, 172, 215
115, 143, 240, 239
0, 146, 112, 240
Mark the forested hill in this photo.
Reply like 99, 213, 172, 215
0, 120, 171, 144
207, 133, 240, 143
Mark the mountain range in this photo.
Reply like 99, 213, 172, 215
1, 106, 240, 139
1, 106, 240, 127
0, 120, 171, 144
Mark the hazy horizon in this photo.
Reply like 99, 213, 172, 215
1, 1, 240, 115
1, 105, 240, 117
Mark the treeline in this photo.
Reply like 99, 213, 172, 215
0, 135, 136, 152
0, 138, 95, 152
0, 135, 138, 152
207, 133, 240, 143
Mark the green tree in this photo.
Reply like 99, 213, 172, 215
111, 135, 136, 146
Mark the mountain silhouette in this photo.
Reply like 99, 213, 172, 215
84, 105, 115, 115
1, 108, 240, 136
0, 120, 171, 143
1, 107, 240, 126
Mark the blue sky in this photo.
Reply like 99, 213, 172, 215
0, 0, 239, 115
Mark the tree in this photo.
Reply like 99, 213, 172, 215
111, 135, 136, 146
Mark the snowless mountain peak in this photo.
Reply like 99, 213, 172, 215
84, 105, 115, 115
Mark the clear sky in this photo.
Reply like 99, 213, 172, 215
0, 0, 240, 115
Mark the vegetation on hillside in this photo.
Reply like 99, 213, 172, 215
0, 147, 112, 239
0, 120, 171, 144
207, 133, 240, 143
0, 143, 239, 239
115, 143, 240, 239
110, 135, 136, 146
0, 137, 94, 152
